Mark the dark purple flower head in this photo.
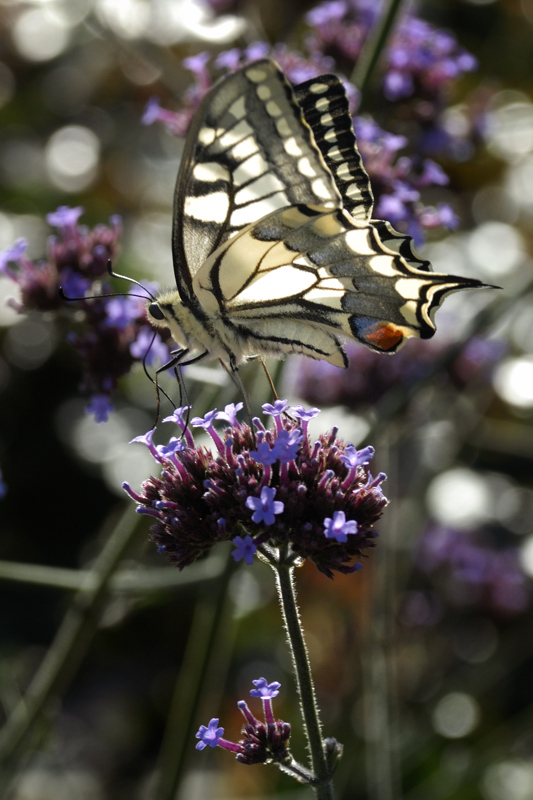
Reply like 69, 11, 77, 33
196, 678, 291, 766
0, 206, 170, 415
124, 403, 387, 577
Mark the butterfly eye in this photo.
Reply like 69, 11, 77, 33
148, 303, 165, 321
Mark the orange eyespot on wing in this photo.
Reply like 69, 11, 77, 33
352, 318, 407, 352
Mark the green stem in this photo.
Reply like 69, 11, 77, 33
152, 550, 238, 800
273, 563, 335, 800
0, 504, 140, 774
351, 0, 405, 107
0, 554, 225, 594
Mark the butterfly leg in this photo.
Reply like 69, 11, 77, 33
152, 348, 209, 424
259, 357, 279, 401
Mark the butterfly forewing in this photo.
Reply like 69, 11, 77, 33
172, 60, 344, 301
293, 74, 374, 221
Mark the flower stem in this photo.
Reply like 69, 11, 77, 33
351, 0, 406, 106
152, 548, 239, 800
0, 505, 141, 779
273, 563, 336, 800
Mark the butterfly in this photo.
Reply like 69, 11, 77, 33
146, 59, 486, 403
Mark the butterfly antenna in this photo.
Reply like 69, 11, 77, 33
59, 286, 151, 303
106, 259, 157, 301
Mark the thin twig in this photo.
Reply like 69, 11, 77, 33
351, 0, 406, 106
0, 505, 141, 778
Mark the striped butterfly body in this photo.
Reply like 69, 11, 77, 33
147, 59, 485, 393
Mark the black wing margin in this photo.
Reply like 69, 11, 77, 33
293, 74, 374, 222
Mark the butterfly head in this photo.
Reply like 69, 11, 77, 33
146, 292, 188, 350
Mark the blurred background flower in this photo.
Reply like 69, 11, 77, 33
0, 0, 532, 798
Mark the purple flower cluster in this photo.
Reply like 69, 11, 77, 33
306, 1, 476, 101
196, 677, 292, 766
0, 206, 170, 421
123, 401, 387, 577
416, 525, 530, 616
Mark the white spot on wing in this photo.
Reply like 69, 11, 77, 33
345, 228, 375, 255
234, 172, 287, 205
284, 136, 303, 157
276, 117, 292, 137
228, 96, 246, 119
369, 255, 398, 277
311, 178, 335, 201
257, 84, 271, 100
309, 82, 329, 94
395, 277, 428, 300
234, 265, 316, 304
185, 192, 229, 223
298, 157, 316, 178
192, 161, 230, 182
233, 152, 270, 185
399, 300, 419, 326
198, 127, 216, 146
304, 286, 344, 307
266, 100, 282, 117
219, 121, 254, 150
246, 67, 268, 83
320, 113, 334, 126
315, 97, 330, 111
232, 137, 259, 161
345, 183, 363, 198
230, 195, 288, 227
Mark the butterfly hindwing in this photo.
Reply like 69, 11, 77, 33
172, 60, 343, 301
191, 203, 483, 365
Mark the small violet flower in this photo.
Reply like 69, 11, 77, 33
195, 718, 225, 751
246, 486, 284, 527
324, 510, 358, 543
232, 534, 257, 565
195, 678, 291, 766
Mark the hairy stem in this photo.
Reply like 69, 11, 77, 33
273, 563, 335, 800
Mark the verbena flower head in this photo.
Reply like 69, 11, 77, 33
0, 206, 171, 421
195, 678, 292, 767
123, 402, 387, 577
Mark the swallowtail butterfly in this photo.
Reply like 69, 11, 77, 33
147, 59, 486, 394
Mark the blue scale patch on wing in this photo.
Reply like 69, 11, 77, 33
293, 74, 373, 222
